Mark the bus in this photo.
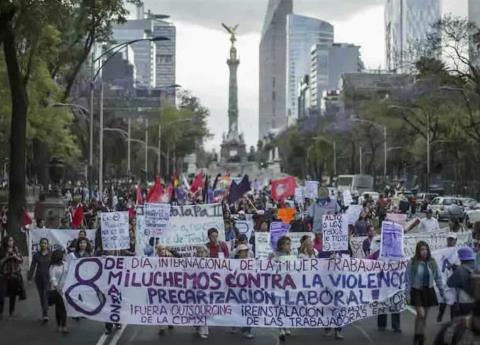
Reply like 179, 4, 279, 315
336, 174, 374, 198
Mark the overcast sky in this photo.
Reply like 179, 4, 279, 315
139, 0, 468, 151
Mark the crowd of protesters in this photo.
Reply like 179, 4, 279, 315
0, 174, 479, 344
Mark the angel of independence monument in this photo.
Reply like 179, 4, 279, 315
217, 24, 252, 174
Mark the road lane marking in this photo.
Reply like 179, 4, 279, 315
353, 324, 375, 344
110, 324, 127, 345
94, 333, 108, 345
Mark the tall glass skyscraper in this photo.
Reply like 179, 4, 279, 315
385, 0, 441, 72
259, 0, 293, 140
286, 15, 333, 121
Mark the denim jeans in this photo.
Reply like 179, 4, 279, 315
378, 313, 400, 330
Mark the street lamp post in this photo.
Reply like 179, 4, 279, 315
92, 36, 169, 199
158, 118, 190, 178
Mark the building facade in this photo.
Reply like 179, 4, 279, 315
259, 0, 293, 140
385, 0, 441, 72
310, 43, 361, 113
112, 9, 176, 103
286, 15, 333, 121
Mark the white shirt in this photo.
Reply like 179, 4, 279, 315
418, 217, 440, 233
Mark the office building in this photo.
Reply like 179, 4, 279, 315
286, 15, 333, 121
385, 0, 441, 72
310, 43, 361, 112
112, 8, 176, 103
259, 0, 293, 140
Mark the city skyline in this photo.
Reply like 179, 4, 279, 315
140, 0, 470, 151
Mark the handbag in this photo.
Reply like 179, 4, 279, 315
47, 290, 57, 306
15, 273, 26, 301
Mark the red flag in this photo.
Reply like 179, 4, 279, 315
190, 171, 204, 193
271, 176, 296, 201
146, 176, 164, 203
22, 208, 32, 226
71, 204, 84, 229
135, 185, 144, 205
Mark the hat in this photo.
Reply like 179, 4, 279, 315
458, 247, 476, 261
236, 244, 249, 251
447, 233, 457, 239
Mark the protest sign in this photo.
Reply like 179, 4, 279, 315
270, 222, 290, 250
385, 213, 407, 227
343, 191, 353, 205
160, 204, 224, 247
351, 230, 472, 259
29, 229, 96, 254
144, 203, 171, 237
380, 222, 404, 260
137, 217, 198, 258
235, 218, 254, 241
304, 181, 319, 199
63, 256, 407, 327
322, 214, 348, 252
100, 211, 130, 250
432, 246, 461, 304
346, 205, 363, 225
294, 187, 304, 204
255, 232, 271, 259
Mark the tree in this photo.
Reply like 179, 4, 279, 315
0, 0, 138, 250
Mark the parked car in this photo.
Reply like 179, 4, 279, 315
417, 192, 439, 212
464, 209, 480, 228
459, 197, 478, 210
428, 196, 465, 221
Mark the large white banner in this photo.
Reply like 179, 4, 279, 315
161, 204, 224, 246
63, 256, 407, 327
432, 246, 461, 305
351, 230, 472, 259
29, 228, 96, 254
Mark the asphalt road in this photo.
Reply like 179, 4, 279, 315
1, 280, 447, 345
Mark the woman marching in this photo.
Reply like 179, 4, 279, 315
28, 237, 51, 324
406, 241, 445, 345
49, 249, 68, 333
0, 236, 24, 318
271, 236, 294, 342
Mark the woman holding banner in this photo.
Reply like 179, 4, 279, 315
406, 241, 446, 345
49, 249, 68, 333
298, 235, 318, 259
196, 245, 210, 339
28, 237, 51, 323
273, 236, 293, 342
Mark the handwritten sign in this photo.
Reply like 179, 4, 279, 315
270, 222, 290, 251
150, 204, 224, 247
380, 221, 405, 260
346, 205, 363, 225
255, 232, 271, 259
294, 187, 304, 204
100, 211, 129, 250
322, 214, 348, 252
235, 218, 254, 241
305, 181, 319, 199
144, 203, 171, 237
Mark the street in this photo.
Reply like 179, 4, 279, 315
1, 281, 447, 345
